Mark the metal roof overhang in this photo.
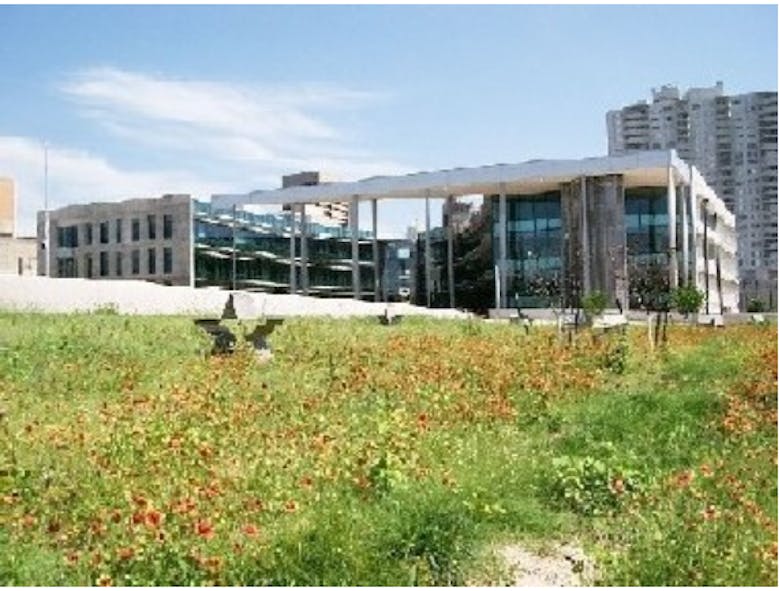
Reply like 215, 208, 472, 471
211, 150, 689, 210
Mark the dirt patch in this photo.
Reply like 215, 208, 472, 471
496, 542, 597, 586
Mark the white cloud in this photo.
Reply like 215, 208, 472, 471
0, 136, 225, 237
1, 67, 418, 238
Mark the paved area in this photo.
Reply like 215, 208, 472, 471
0, 275, 470, 319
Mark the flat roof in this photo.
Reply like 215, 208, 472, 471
211, 150, 698, 209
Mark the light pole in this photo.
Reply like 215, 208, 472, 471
43, 141, 50, 277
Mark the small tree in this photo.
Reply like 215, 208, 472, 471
747, 298, 766, 313
671, 285, 705, 317
581, 291, 608, 325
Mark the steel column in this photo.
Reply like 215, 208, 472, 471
300, 203, 309, 296
372, 199, 380, 301
498, 186, 507, 309
289, 204, 297, 294
351, 196, 360, 300
667, 159, 679, 289
580, 176, 591, 295
425, 191, 432, 308
446, 195, 455, 309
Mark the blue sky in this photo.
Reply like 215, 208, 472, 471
0, 4, 776, 236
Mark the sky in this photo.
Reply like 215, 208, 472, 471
0, 4, 776, 237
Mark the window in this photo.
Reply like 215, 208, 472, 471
100, 251, 109, 276
116, 252, 123, 277
85, 223, 93, 245
163, 214, 173, 239
148, 247, 156, 275
131, 250, 140, 275
132, 218, 140, 241
85, 254, 94, 278
115, 219, 122, 243
100, 221, 109, 244
147, 215, 157, 240
57, 225, 79, 247
163, 247, 172, 274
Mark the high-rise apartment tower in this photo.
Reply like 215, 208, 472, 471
607, 83, 777, 309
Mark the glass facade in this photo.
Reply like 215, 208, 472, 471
492, 191, 563, 308
625, 187, 668, 265
193, 202, 379, 296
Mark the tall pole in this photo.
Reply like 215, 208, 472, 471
44, 142, 50, 277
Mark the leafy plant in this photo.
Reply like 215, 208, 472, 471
547, 452, 645, 516
671, 285, 705, 316
581, 291, 608, 323
746, 298, 766, 313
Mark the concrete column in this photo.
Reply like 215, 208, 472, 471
350, 196, 360, 300
424, 191, 432, 307
289, 205, 297, 294
580, 176, 591, 295
231, 204, 237, 291
371, 198, 380, 302
498, 185, 508, 309
667, 160, 679, 289
300, 203, 309, 296
681, 175, 690, 285
446, 195, 455, 309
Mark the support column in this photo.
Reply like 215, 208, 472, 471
350, 196, 360, 300
372, 199, 380, 302
681, 176, 690, 286
667, 159, 679, 289
580, 176, 591, 295
498, 185, 508, 309
424, 191, 432, 307
231, 204, 237, 291
446, 195, 455, 309
289, 204, 297, 294
300, 204, 309, 296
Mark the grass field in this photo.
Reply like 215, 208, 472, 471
0, 313, 776, 586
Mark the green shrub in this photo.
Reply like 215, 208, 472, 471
746, 298, 766, 313
547, 452, 644, 516
671, 285, 705, 316
582, 291, 608, 323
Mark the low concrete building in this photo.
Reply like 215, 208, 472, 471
0, 236, 36, 276
37, 194, 193, 286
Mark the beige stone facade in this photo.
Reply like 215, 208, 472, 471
0, 177, 14, 236
0, 236, 36, 276
38, 194, 193, 286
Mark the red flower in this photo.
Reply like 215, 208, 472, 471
144, 509, 164, 529
117, 547, 135, 561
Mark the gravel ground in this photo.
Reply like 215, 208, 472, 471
497, 543, 597, 587
0, 275, 471, 319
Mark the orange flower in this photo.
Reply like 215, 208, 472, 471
701, 504, 720, 521
299, 476, 313, 489
284, 500, 298, 513
117, 547, 135, 561
144, 509, 164, 529
195, 519, 215, 539
96, 574, 113, 587
700, 464, 714, 478
242, 524, 259, 537
610, 478, 625, 495
673, 470, 695, 488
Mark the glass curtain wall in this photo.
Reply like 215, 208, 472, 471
492, 191, 563, 308
625, 187, 669, 308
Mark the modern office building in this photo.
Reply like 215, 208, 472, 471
214, 151, 739, 313
37, 193, 404, 299
607, 83, 777, 308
